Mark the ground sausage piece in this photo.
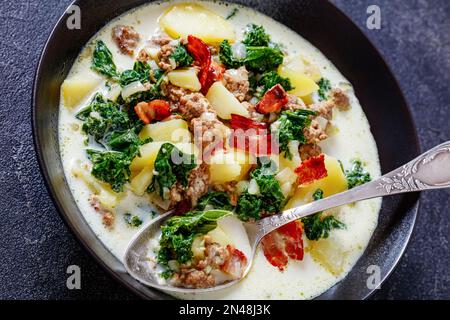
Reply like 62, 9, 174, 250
112, 25, 140, 55
330, 88, 350, 110
221, 66, 250, 102
304, 118, 328, 144
158, 43, 176, 71
178, 93, 214, 122
283, 94, 307, 111
160, 82, 191, 107
299, 143, 322, 161
89, 195, 115, 229
149, 33, 173, 46
191, 113, 229, 155
173, 270, 216, 289
185, 163, 210, 207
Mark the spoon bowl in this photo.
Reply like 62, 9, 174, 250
124, 141, 450, 293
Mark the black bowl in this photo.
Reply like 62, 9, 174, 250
33, 0, 420, 299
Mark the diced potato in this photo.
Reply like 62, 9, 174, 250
285, 155, 348, 209
279, 141, 302, 171
191, 236, 206, 259
278, 56, 322, 82
130, 141, 198, 172
130, 166, 154, 196
276, 167, 297, 186
167, 68, 201, 91
130, 142, 165, 172
278, 56, 320, 98
71, 165, 119, 208
206, 82, 250, 119
309, 232, 349, 275
61, 75, 102, 109
139, 119, 191, 143
207, 227, 232, 247
209, 149, 254, 183
159, 3, 236, 44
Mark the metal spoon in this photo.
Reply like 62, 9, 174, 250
124, 141, 450, 293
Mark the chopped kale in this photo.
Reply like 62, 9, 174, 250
196, 192, 234, 211
346, 160, 372, 189
170, 45, 194, 67
86, 149, 131, 193
301, 189, 346, 241
317, 78, 332, 101
124, 213, 143, 227
157, 210, 231, 276
149, 143, 197, 199
91, 40, 119, 79
219, 40, 245, 69
236, 158, 285, 221
256, 71, 293, 97
243, 24, 271, 47
226, 7, 239, 20
244, 46, 284, 73
275, 109, 317, 159
119, 61, 152, 87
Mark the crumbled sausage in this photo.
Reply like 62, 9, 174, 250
299, 143, 322, 161
89, 195, 115, 229
161, 82, 191, 107
191, 113, 229, 155
283, 94, 307, 111
185, 163, 210, 207
304, 118, 328, 144
330, 88, 350, 110
158, 43, 176, 71
112, 25, 140, 55
221, 66, 250, 102
178, 93, 214, 122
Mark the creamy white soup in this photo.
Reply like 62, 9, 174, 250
59, 0, 381, 299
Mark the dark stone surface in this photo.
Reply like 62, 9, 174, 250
0, 0, 448, 300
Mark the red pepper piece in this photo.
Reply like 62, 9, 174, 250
294, 154, 328, 185
256, 84, 289, 114
186, 35, 211, 91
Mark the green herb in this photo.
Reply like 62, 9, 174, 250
317, 78, 332, 101
244, 46, 284, 73
256, 71, 293, 97
92, 40, 119, 79
124, 213, 143, 227
243, 24, 271, 47
219, 40, 245, 69
119, 61, 152, 87
236, 158, 285, 221
346, 160, 372, 189
149, 143, 197, 199
76, 94, 131, 143
86, 149, 131, 192
157, 210, 231, 277
276, 109, 317, 159
170, 45, 193, 67
196, 192, 234, 211
301, 189, 346, 241
226, 7, 239, 20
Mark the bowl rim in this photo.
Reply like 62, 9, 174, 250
32, 0, 421, 300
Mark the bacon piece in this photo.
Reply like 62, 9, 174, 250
134, 100, 171, 124
202, 61, 226, 94
186, 35, 211, 92
294, 154, 328, 185
230, 114, 268, 132
256, 84, 289, 114
261, 221, 304, 271
221, 245, 248, 278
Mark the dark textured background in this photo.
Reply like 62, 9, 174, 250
0, 0, 449, 300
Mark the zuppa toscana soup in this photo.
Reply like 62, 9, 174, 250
59, 0, 381, 298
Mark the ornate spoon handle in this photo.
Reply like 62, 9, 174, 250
255, 141, 450, 239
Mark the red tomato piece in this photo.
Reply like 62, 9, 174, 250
134, 100, 171, 124
186, 35, 211, 91
256, 84, 289, 114
294, 154, 328, 185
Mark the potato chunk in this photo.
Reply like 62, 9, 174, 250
209, 149, 254, 183
309, 232, 350, 275
206, 82, 249, 119
167, 68, 201, 91
278, 56, 320, 98
160, 3, 236, 44
61, 75, 101, 109
130, 166, 154, 196
139, 119, 191, 143
285, 155, 348, 209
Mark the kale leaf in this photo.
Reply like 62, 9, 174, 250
157, 210, 231, 276
236, 158, 285, 221
244, 46, 284, 73
149, 143, 197, 199
119, 61, 152, 87
243, 24, 271, 47
226, 7, 239, 20
170, 45, 194, 67
86, 149, 131, 192
256, 71, 293, 97
346, 160, 372, 189
219, 40, 245, 69
196, 192, 234, 211
317, 78, 332, 101
92, 40, 119, 79
275, 109, 317, 159
301, 189, 346, 241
